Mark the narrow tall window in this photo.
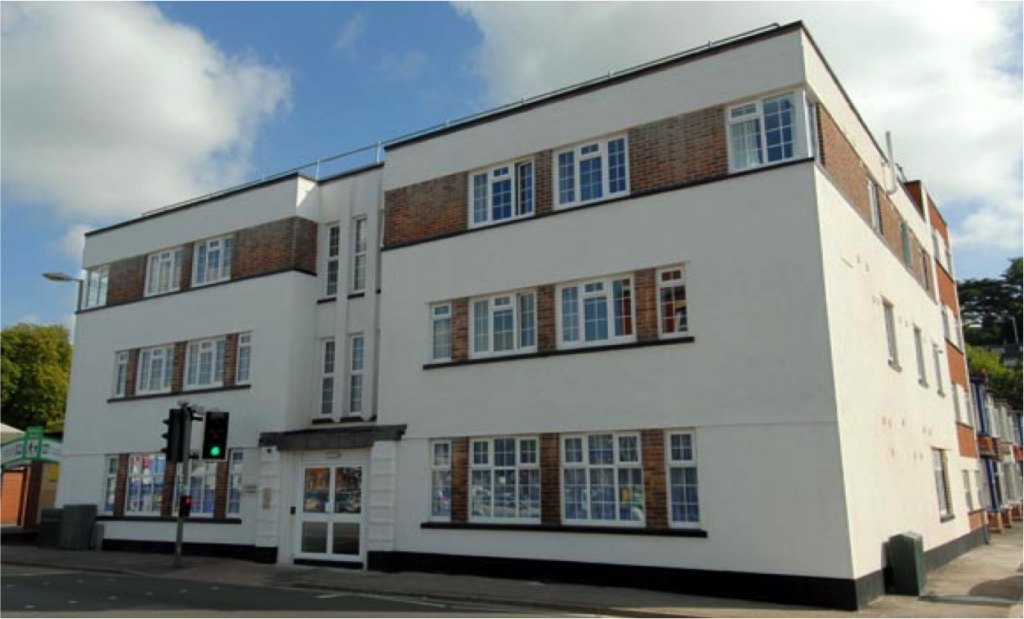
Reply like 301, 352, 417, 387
145, 248, 183, 297
868, 180, 882, 233
562, 434, 644, 524
952, 383, 963, 423
187, 460, 218, 516
185, 337, 226, 390
920, 251, 932, 292
883, 300, 899, 367
350, 217, 367, 294
932, 345, 944, 395
125, 453, 166, 515
83, 265, 110, 309
727, 92, 805, 172
137, 345, 174, 395
113, 351, 130, 398
235, 332, 252, 385
962, 470, 973, 512
325, 224, 340, 297
430, 441, 452, 520
320, 339, 336, 416
555, 137, 629, 208
470, 437, 540, 522
103, 456, 119, 514
348, 335, 365, 415
667, 432, 700, 526
193, 235, 233, 286
559, 277, 633, 348
469, 160, 535, 227
228, 450, 244, 514
657, 267, 689, 336
913, 327, 927, 386
430, 304, 452, 362
932, 449, 952, 518
900, 221, 912, 267
471, 291, 537, 358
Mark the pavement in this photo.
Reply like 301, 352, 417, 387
2, 526, 1022, 618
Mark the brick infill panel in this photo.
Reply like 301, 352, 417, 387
641, 430, 668, 528
450, 438, 469, 523
540, 433, 561, 525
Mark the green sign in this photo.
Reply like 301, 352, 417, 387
1, 426, 61, 467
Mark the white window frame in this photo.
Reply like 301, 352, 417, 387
350, 216, 368, 294
347, 334, 365, 416
932, 344, 944, 396
469, 436, 541, 524
136, 345, 175, 395
192, 235, 233, 287
470, 290, 537, 359
868, 179, 882, 233
932, 449, 952, 518
102, 455, 119, 514
656, 266, 689, 338
429, 303, 453, 363
429, 440, 452, 521
468, 160, 536, 228
184, 337, 227, 390
962, 470, 973, 512
324, 224, 341, 298
228, 450, 245, 515
186, 459, 218, 517
665, 430, 700, 528
125, 453, 166, 516
82, 265, 110, 310
726, 90, 813, 173
113, 351, 130, 398
319, 338, 336, 416
553, 134, 629, 209
883, 299, 899, 369
235, 332, 252, 385
144, 247, 183, 297
557, 275, 636, 350
561, 433, 644, 526
913, 326, 927, 387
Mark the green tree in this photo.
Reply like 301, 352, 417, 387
966, 344, 1022, 409
958, 257, 1022, 347
0, 323, 73, 432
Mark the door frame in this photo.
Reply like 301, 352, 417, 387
293, 457, 367, 565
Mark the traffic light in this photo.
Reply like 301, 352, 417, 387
161, 409, 187, 463
179, 495, 192, 518
202, 411, 229, 460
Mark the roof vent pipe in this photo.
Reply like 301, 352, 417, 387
885, 131, 898, 195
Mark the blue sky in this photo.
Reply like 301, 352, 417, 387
2, 2, 1021, 332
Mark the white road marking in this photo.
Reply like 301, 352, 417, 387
179, 589, 189, 593
315, 592, 350, 599
23, 606, 35, 610
358, 593, 447, 608
68, 600, 79, 604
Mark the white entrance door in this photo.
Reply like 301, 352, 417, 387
295, 464, 364, 563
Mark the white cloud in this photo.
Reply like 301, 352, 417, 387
336, 13, 367, 60
47, 223, 93, 261
379, 50, 429, 81
15, 314, 41, 325
0, 2, 291, 224
455, 2, 1023, 252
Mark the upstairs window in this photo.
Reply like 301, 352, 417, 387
868, 180, 883, 233
145, 247, 183, 297
324, 224, 340, 297
883, 299, 899, 368
430, 304, 452, 362
555, 136, 629, 208
136, 345, 174, 395
185, 337, 226, 390
235, 333, 252, 385
728, 92, 811, 172
913, 327, 927, 386
193, 235, 233, 286
559, 276, 634, 348
657, 266, 689, 337
900, 221, 912, 267
113, 351, 130, 398
471, 291, 537, 358
932, 344, 944, 395
83, 265, 110, 309
350, 217, 368, 293
469, 161, 534, 227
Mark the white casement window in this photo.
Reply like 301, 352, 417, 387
348, 334, 365, 415
430, 303, 452, 362
136, 345, 174, 395
913, 327, 927, 386
657, 266, 689, 337
944, 247, 954, 277
883, 299, 899, 368
555, 136, 628, 209
952, 383, 964, 424
102, 456, 119, 514
82, 265, 110, 309
562, 434, 644, 525
125, 453, 166, 515
920, 251, 932, 292
932, 344, 944, 395
324, 224, 341, 297
666, 432, 700, 526
235, 333, 252, 385
941, 306, 952, 341
727, 91, 813, 172
932, 449, 952, 518
471, 291, 536, 358
185, 337, 226, 390
962, 470, 973, 511
113, 351, 130, 398
228, 450, 245, 515
350, 217, 368, 294
193, 235, 233, 286
430, 441, 452, 520
187, 460, 217, 516
319, 339, 336, 416
145, 247, 183, 297
899, 221, 912, 268
976, 470, 989, 511
868, 179, 882, 233
469, 160, 535, 227
558, 276, 634, 349
470, 437, 540, 522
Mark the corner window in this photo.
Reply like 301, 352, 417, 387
136, 345, 174, 395
145, 247, 183, 297
469, 161, 535, 227
657, 266, 689, 337
185, 337, 226, 390
900, 221, 912, 267
558, 276, 634, 348
667, 432, 700, 526
348, 334, 365, 415
430, 441, 452, 520
193, 235, 233, 286
882, 299, 899, 368
430, 304, 452, 362
324, 224, 340, 297
319, 339, 336, 416
562, 434, 644, 525
235, 333, 252, 385
82, 265, 110, 309
228, 450, 245, 515
470, 437, 540, 522
727, 92, 813, 172
471, 291, 537, 358
555, 136, 629, 208
102, 456, 119, 514
186, 460, 217, 516
113, 351, 130, 398
350, 217, 368, 293
868, 180, 882, 233
932, 449, 952, 518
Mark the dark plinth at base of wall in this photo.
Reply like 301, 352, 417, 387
924, 524, 987, 573
101, 539, 277, 564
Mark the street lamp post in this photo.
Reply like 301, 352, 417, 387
42, 271, 83, 311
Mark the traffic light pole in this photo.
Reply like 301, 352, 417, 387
173, 409, 193, 568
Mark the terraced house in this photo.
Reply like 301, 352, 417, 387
56, 22, 996, 610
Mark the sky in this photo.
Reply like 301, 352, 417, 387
2, 2, 1022, 334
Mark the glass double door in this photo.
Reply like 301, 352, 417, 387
296, 464, 363, 562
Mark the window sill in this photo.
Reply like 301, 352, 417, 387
317, 296, 337, 305
425, 336, 694, 370
109, 383, 251, 403
347, 291, 366, 300
888, 361, 902, 373
421, 521, 708, 538
98, 515, 242, 524
311, 415, 373, 425
939, 514, 956, 523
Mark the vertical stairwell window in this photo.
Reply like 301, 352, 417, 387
324, 224, 340, 297
320, 339, 336, 416
667, 432, 700, 526
883, 299, 899, 369
347, 335, 365, 415
430, 304, 452, 362
430, 441, 452, 520
350, 217, 367, 294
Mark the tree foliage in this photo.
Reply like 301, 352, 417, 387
958, 257, 1023, 347
966, 345, 1022, 408
0, 323, 73, 432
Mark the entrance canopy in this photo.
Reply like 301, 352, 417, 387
260, 424, 406, 452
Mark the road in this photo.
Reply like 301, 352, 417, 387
1, 564, 565, 617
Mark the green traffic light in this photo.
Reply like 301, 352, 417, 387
210, 446, 221, 457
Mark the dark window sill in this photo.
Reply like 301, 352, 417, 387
347, 292, 366, 300
939, 514, 956, 523
888, 361, 902, 373
425, 336, 695, 370
311, 415, 375, 425
98, 516, 242, 524
422, 521, 708, 538
317, 297, 337, 305
109, 384, 251, 403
